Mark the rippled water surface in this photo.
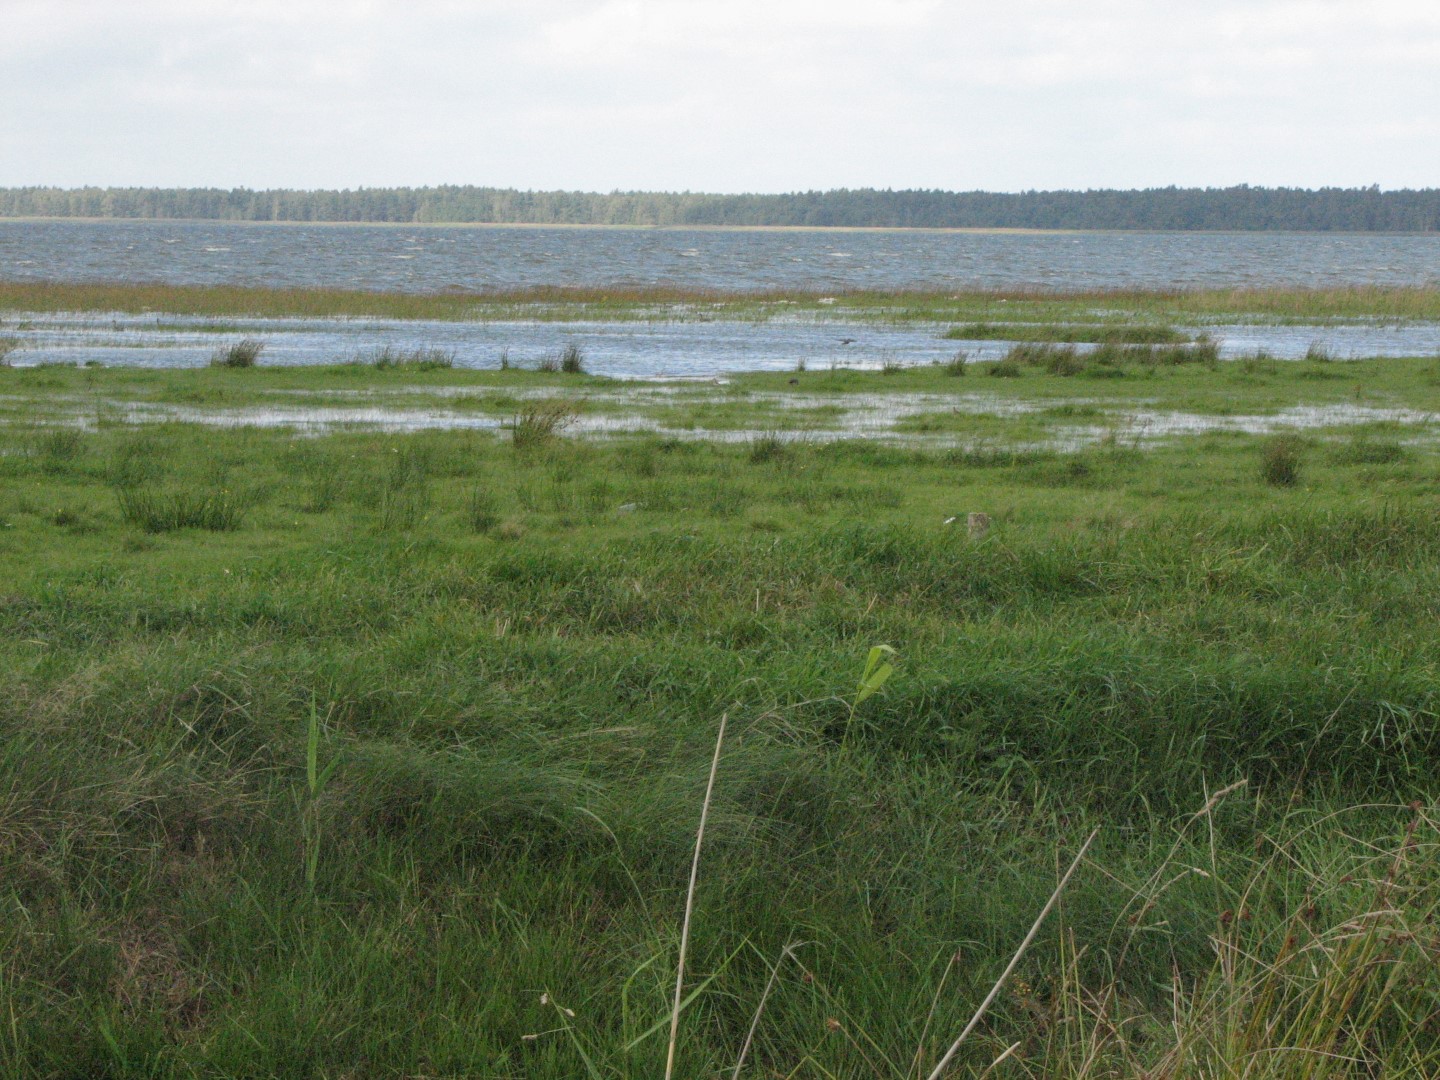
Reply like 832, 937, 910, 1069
9, 311, 1440, 376
4, 220, 1440, 292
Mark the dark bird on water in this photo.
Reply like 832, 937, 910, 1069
839, 338, 856, 345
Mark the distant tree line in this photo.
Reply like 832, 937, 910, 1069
1, 185, 1437, 231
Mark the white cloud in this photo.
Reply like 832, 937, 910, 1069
1, 0, 1437, 190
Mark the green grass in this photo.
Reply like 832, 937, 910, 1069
944, 323, 1191, 343
2, 359, 1440, 1077
357, 345, 456, 371
511, 397, 581, 450
3, 352, 1440, 457
208, 337, 264, 368
1259, 433, 1304, 486
115, 483, 252, 532
5, 280, 1440, 324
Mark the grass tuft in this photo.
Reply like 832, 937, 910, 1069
31, 427, 85, 471
377, 447, 430, 530
209, 338, 264, 368
361, 345, 455, 371
512, 399, 580, 450
1260, 434, 1303, 486
467, 485, 501, 533
560, 344, 587, 374
747, 432, 790, 463
116, 484, 250, 531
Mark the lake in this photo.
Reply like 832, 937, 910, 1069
3, 220, 1440, 293
5, 221, 1440, 375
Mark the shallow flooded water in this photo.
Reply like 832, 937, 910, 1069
32, 384, 1437, 451
8, 311, 1440, 377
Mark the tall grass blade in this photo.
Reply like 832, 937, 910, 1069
732, 941, 802, 1080
924, 828, 1099, 1080
625, 943, 742, 1052
543, 994, 604, 1080
665, 711, 727, 1080
911, 948, 962, 1079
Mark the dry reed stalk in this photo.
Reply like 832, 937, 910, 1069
731, 940, 803, 1080
665, 712, 727, 1080
924, 828, 1100, 1080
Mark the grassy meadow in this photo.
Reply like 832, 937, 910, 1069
3, 316, 1440, 1076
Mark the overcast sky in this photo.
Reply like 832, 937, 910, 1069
3, 0, 1438, 193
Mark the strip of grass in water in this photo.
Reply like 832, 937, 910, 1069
2, 368, 1440, 1074
5, 280, 1440, 323
943, 322, 1191, 343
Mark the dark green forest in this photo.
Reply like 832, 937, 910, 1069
2, 184, 1438, 230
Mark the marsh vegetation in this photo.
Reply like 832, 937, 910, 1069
6, 281, 1440, 325
3, 294, 1440, 1076
208, 337, 264, 368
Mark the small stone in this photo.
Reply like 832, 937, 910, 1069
616, 502, 639, 514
